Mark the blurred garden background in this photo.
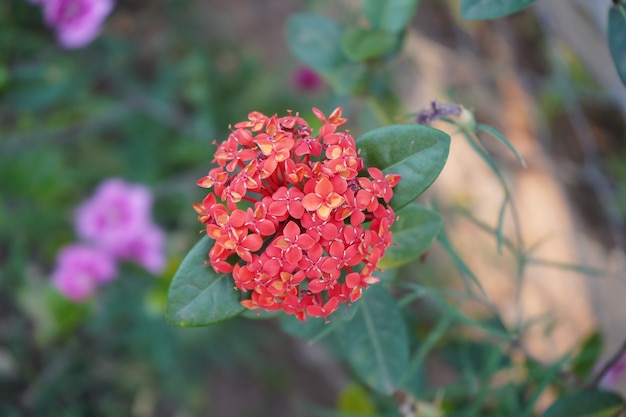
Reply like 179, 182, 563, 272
2, 0, 626, 416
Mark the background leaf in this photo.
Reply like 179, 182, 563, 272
166, 236, 245, 326
442, 340, 511, 377
363, 0, 420, 34
341, 28, 397, 61
357, 124, 450, 211
335, 285, 409, 394
379, 204, 442, 269
337, 383, 377, 415
285, 13, 367, 94
280, 314, 327, 339
539, 391, 625, 417
285, 13, 345, 75
279, 301, 360, 342
477, 123, 526, 167
609, 5, 626, 87
570, 332, 603, 378
460, 0, 537, 20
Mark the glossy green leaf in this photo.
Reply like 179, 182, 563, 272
341, 28, 397, 61
539, 391, 625, 417
460, 0, 536, 20
166, 236, 244, 326
357, 124, 450, 211
363, 0, 420, 34
336, 285, 409, 394
609, 5, 626, 86
379, 204, 442, 269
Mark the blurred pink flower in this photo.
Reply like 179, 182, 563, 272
41, 0, 113, 49
51, 244, 117, 301
75, 178, 166, 274
116, 225, 167, 274
291, 66, 324, 92
600, 355, 626, 389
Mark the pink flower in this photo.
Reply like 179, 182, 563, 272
75, 178, 166, 274
51, 244, 117, 301
115, 225, 167, 274
41, 0, 113, 49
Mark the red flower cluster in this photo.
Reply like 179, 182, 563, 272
194, 108, 400, 321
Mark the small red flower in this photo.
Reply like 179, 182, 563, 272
273, 221, 317, 265
269, 187, 305, 219
195, 107, 401, 321
302, 177, 344, 220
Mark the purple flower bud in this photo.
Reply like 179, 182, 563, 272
416, 100, 462, 125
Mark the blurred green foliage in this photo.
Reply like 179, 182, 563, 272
1, 0, 333, 415
2, 0, 626, 416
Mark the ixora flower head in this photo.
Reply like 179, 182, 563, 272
194, 107, 401, 322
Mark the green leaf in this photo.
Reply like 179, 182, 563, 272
539, 391, 625, 417
379, 204, 442, 269
476, 123, 526, 167
341, 28, 397, 61
571, 332, 603, 378
18, 284, 89, 345
337, 383, 377, 415
286, 13, 345, 75
522, 354, 574, 417
280, 314, 327, 339
438, 223, 488, 299
280, 301, 360, 342
285, 13, 367, 94
460, 0, 537, 20
326, 62, 369, 95
401, 316, 452, 396
410, 284, 512, 340
241, 309, 282, 320
357, 124, 450, 211
166, 236, 245, 326
461, 131, 512, 253
363, 0, 420, 34
609, 5, 626, 87
336, 285, 409, 394
442, 341, 511, 377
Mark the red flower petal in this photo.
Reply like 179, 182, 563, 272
302, 193, 322, 211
